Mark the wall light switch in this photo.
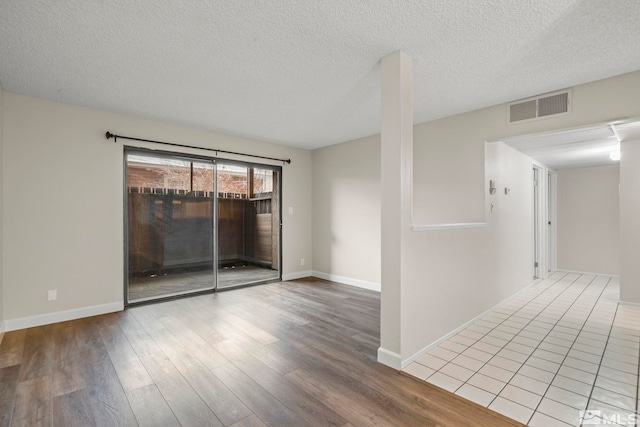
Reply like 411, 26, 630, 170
288, 207, 294, 214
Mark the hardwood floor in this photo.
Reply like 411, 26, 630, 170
0, 278, 524, 426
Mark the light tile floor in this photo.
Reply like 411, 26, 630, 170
403, 272, 640, 426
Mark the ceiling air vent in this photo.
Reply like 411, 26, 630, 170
508, 90, 571, 124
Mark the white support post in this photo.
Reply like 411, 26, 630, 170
378, 51, 413, 369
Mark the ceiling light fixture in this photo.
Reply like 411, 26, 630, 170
610, 150, 621, 161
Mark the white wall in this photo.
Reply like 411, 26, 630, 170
311, 135, 381, 289
1, 93, 312, 330
557, 165, 620, 275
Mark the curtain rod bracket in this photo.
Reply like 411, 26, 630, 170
105, 131, 117, 143
105, 130, 291, 164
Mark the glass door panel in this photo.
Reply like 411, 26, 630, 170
126, 153, 215, 303
217, 164, 280, 288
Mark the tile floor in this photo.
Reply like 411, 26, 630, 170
403, 272, 640, 426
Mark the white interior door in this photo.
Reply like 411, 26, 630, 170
533, 167, 540, 279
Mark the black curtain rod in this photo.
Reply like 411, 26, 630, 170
105, 131, 291, 164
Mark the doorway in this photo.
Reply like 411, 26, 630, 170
531, 163, 555, 280
532, 167, 541, 279
547, 170, 557, 273
124, 149, 281, 304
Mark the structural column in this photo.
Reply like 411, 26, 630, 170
620, 137, 640, 304
378, 51, 413, 369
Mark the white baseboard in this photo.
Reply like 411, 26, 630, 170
282, 270, 312, 281
2, 302, 124, 332
311, 271, 381, 292
619, 300, 640, 307
400, 280, 537, 369
377, 347, 402, 369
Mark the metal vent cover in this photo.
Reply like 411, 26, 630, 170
509, 100, 537, 122
538, 92, 569, 117
508, 90, 571, 123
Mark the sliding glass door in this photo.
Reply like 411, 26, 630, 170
216, 163, 281, 289
126, 152, 215, 303
125, 149, 281, 303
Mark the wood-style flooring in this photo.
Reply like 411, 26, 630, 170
0, 278, 524, 426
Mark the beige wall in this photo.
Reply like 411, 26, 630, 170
0, 82, 3, 329
398, 142, 534, 360
311, 135, 381, 288
311, 104, 537, 365
3, 70, 640, 341
310, 70, 640, 366
557, 165, 620, 275
396, 71, 640, 362
310, 71, 640, 365
486, 142, 536, 296
414, 73, 640, 227
620, 137, 640, 303
1, 93, 312, 328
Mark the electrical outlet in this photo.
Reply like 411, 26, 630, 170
48, 289, 57, 301
300, 258, 305, 266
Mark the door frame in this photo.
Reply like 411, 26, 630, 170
547, 170, 558, 273
214, 158, 283, 290
532, 161, 553, 280
532, 166, 541, 279
123, 147, 283, 305
123, 147, 218, 305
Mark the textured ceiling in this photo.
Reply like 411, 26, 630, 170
1, 1, 640, 149
502, 125, 621, 169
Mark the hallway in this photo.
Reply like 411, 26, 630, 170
403, 272, 639, 426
